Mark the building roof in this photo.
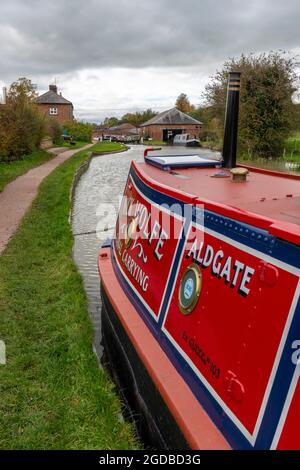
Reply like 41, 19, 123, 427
36, 90, 73, 105
103, 122, 140, 136
141, 107, 202, 126
109, 123, 138, 131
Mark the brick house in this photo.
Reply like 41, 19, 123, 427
140, 107, 202, 142
36, 84, 73, 124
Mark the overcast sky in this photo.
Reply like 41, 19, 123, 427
0, 0, 299, 122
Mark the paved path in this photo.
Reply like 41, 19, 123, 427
0, 144, 93, 254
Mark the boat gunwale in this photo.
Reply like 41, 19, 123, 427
98, 249, 231, 450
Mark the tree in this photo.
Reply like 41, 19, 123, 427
119, 113, 139, 126
140, 109, 157, 124
63, 120, 93, 142
102, 109, 157, 127
103, 116, 120, 127
48, 119, 63, 145
120, 109, 157, 126
175, 93, 195, 113
0, 78, 46, 162
203, 52, 299, 158
189, 106, 223, 144
8, 77, 38, 104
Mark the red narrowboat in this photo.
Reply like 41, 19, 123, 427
98, 72, 300, 449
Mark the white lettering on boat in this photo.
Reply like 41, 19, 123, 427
187, 240, 255, 296
127, 198, 169, 260
122, 249, 149, 292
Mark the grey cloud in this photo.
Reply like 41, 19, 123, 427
0, 0, 300, 82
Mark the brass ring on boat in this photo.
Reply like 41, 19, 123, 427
178, 263, 202, 315
125, 217, 137, 249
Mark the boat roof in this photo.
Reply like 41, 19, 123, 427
136, 158, 300, 244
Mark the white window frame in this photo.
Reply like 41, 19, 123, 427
49, 107, 58, 115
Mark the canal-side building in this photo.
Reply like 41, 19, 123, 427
93, 122, 140, 141
107, 123, 140, 138
36, 84, 74, 124
140, 107, 202, 142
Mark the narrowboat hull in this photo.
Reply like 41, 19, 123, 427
100, 287, 188, 449
98, 159, 300, 450
99, 250, 230, 450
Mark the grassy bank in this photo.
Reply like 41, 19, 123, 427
284, 132, 300, 162
0, 150, 54, 193
201, 133, 300, 163
0, 145, 139, 449
200, 140, 222, 152
91, 142, 127, 153
61, 140, 88, 150
0, 142, 126, 194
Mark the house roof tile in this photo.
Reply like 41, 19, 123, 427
36, 90, 73, 105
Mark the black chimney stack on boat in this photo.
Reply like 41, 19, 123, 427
222, 71, 241, 168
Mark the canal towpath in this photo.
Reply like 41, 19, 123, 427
0, 144, 93, 254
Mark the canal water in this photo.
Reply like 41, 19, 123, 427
71, 145, 219, 359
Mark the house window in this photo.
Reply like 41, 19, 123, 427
49, 107, 58, 115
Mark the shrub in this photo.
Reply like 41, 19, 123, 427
203, 52, 298, 159
0, 78, 46, 162
63, 120, 92, 142
48, 119, 63, 145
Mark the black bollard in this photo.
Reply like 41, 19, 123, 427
222, 71, 241, 168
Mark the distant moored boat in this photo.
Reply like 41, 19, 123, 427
173, 133, 200, 147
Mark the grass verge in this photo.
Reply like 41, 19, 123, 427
200, 140, 222, 151
0, 150, 54, 193
284, 132, 300, 162
91, 142, 127, 153
0, 145, 139, 449
201, 134, 300, 164
60, 141, 88, 150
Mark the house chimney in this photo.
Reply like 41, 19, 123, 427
222, 71, 241, 168
49, 84, 58, 94
2, 87, 7, 104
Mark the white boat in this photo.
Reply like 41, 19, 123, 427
173, 133, 200, 147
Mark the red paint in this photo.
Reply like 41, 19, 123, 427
258, 262, 279, 287
132, 161, 300, 245
99, 247, 230, 450
143, 147, 162, 158
114, 176, 184, 318
163, 224, 299, 434
99, 158, 300, 448
225, 371, 245, 403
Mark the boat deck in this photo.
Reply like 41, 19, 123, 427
138, 162, 300, 227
